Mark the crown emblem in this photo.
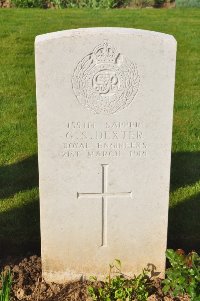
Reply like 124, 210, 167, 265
72, 41, 140, 115
93, 42, 119, 64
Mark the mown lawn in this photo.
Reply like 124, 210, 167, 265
0, 8, 200, 255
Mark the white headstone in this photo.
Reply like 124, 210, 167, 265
35, 28, 176, 283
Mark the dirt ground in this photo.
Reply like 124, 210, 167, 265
0, 255, 189, 301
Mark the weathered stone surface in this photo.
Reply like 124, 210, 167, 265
35, 28, 176, 283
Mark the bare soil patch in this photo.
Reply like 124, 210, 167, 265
0, 255, 189, 301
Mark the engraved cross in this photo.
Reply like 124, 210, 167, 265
77, 164, 133, 247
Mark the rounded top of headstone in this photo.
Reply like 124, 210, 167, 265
35, 27, 176, 46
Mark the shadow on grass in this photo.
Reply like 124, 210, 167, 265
0, 155, 39, 200
170, 151, 200, 192
168, 191, 200, 253
0, 155, 40, 256
0, 197, 40, 256
168, 151, 200, 252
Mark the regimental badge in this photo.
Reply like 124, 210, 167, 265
72, 41, 140, 115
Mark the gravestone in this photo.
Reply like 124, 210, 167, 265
35, 28, 176, 283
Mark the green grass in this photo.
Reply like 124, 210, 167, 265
0, 8, 200, 255
176, 0, 200, 7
